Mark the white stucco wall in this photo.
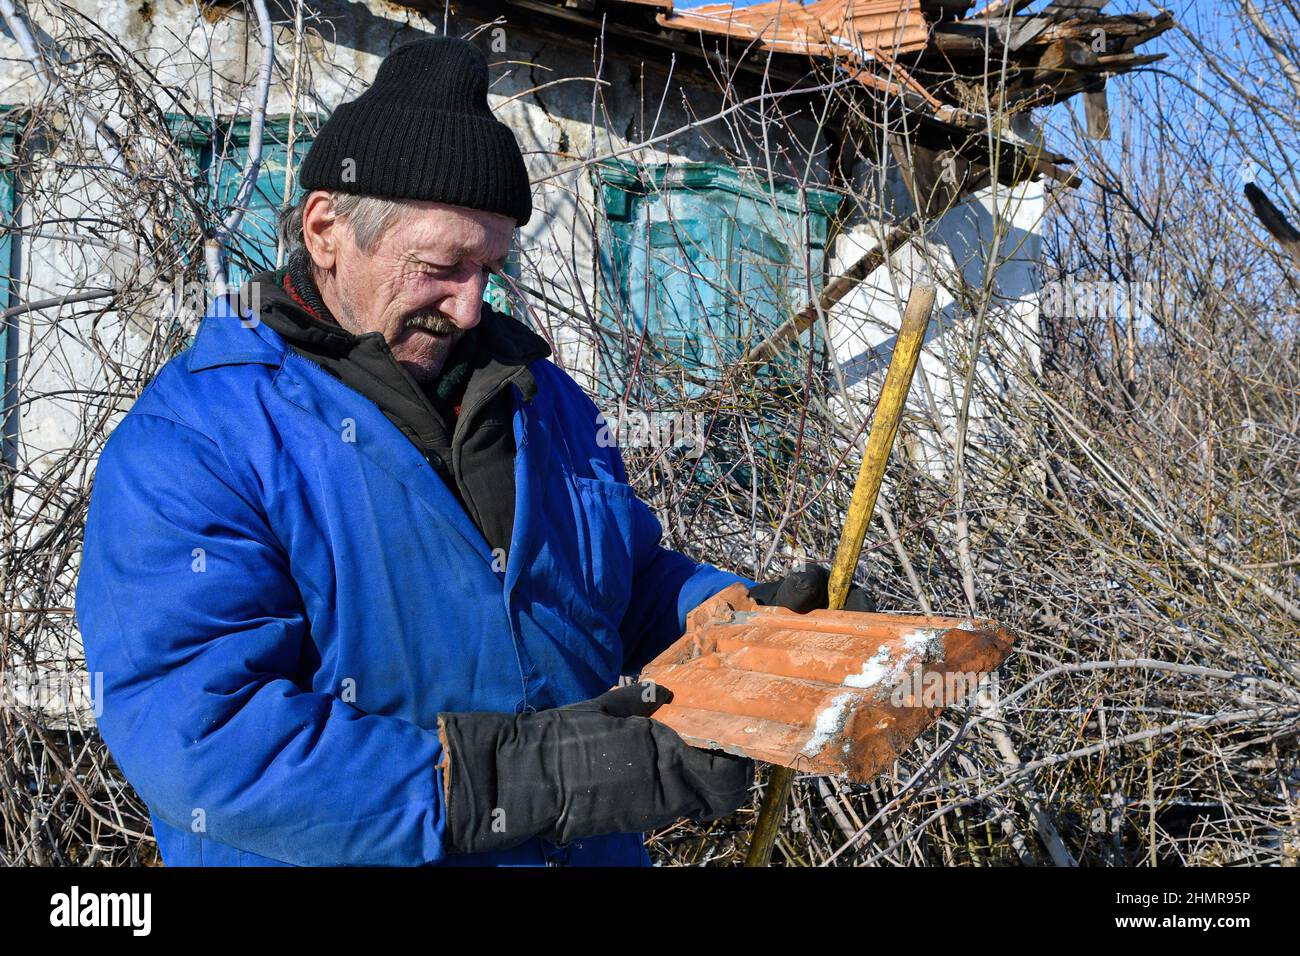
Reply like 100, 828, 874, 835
826, 163, 1045, 482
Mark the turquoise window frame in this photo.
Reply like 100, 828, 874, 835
215, 115, 319, 285
168, 113, 321, 287
594, 160, 842, 399
484, 248, 521, 317
0, 107, 24, 477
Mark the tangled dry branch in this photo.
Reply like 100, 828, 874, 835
0, 0, 1294, 866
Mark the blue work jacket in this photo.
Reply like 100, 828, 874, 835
76, 296, 747, 866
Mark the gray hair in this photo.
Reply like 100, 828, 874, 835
277, 191, 411, 257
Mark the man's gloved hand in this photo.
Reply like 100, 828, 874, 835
748, 563, 877, 613
437, 682, 753, 855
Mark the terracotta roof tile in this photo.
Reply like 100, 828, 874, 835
656, 0, 932, 60
641, 583, 1014, 781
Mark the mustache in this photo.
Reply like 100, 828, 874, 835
403, 311, 457, 335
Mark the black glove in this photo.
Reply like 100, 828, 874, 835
437, 682, 753, 855
748, 563, 877, 613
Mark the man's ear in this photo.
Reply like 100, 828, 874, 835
301, 190, 341, 271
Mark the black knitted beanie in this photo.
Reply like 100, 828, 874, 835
299, 36, 532, 226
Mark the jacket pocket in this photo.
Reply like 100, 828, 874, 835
571, 476, 641, 622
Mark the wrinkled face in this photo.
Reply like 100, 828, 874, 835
302, 194, 514, 383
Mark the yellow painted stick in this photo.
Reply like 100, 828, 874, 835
744, 283, 938, 867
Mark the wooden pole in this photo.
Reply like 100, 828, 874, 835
744, 283, 938, 867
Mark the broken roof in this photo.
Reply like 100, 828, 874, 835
472, 0, 1173, 183
657, 0, 932, 60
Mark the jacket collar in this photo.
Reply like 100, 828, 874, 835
187, 284, 286, 372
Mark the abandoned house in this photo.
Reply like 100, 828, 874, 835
0, 0, 1170, 720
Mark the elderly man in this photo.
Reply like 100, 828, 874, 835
77, 36, 857, 867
